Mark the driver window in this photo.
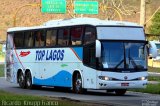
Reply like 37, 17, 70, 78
84, 27, 96, 45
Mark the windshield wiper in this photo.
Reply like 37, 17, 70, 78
114, 43, 126, 69
130, 57, 144, 70
114, 59, 124, 69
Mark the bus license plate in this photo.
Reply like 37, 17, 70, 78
121, 83, 129, 86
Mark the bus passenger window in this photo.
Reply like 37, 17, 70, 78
58, 28, 70, 46
35, 31, 45, 47
14, 32, 24, 48
83, 43, 96, 67
46, 29, 57, 46
71, 27, 83, 45
24, 32, 34, 47
84, 27, 96, 45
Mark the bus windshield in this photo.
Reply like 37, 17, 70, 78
101, 41, 147, 70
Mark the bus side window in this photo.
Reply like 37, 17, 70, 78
14, 32, 24, 48
71, 26, 83, 46
24, 32, 34, 47
46, 29, 57, 46
84, 27, 96, 45
83, 43, 96, 67
35, 31, 45, 47
58, 28, 70, 46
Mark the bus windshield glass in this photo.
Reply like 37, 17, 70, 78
101, 41, 147, 70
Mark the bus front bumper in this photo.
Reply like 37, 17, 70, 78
97, 80, 148, 89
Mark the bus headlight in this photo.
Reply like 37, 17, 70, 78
139, 77, 147, 80
99, 76, 111, 80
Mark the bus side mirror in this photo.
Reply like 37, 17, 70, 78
149, 41, 158, 58
96, 40, 101, 58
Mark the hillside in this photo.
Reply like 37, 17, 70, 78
0, 0, 160, 41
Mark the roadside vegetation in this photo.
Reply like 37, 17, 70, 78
148, 76, 160, 82
0, 90, 98, 106
0, 48, 5, 63
0, 64, 4, 77
130, 84, 160, 94
148, 67, 160, 73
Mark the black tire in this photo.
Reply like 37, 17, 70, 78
18, 71, 26, 89
115, 89, 127, 96
73, 72, 83, 94
25, 71, 33, 89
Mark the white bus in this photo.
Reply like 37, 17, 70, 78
6, 18, 152, 95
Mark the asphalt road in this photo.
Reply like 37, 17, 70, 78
0, 77, 160, 106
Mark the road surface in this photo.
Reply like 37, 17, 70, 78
148, 72, 160, 76
0, 77, 160, 106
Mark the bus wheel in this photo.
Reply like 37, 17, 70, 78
18, 71, 26, 89
115, 89, 127, 96
25, 71, 32, 89
73, 72, 83, 93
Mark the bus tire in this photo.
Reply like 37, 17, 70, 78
25, 71, 33, 89
73, 72, 83, 94
18, 71, 26, 89
115, 89, 127, 96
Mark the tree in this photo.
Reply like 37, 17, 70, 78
149, 11, 160, 35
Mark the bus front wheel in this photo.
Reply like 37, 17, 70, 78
115, 89, 127, 95
18, 71, 26, 89
73, 72, 83, 93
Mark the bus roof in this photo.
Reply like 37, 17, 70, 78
7, 17, 142, 32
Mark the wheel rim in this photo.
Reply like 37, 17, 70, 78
26, 72, 32, 88
75, 74, 82, 93
26, 77, 31, 87
18, 72, 24, 87
76, 79, 82, 92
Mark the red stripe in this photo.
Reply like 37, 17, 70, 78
13, 45, 25, 70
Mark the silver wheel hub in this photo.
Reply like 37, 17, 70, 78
76, 79, 82, 91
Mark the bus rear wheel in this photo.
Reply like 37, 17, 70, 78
73, 72, 83, 93
115, 89, 127, 95
18, 71, 26, 89
25, 71, 32, 89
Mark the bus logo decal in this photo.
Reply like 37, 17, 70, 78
124, 76, 128, 80
19, 51, 31, 57
35, 49, 65, 61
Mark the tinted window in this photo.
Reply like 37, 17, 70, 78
24, 31, 34, 47
71, 27, 83, 45
14, 32, 24, 48
83, 43, 96, 67
84, 27, 96, 45
46, 29, 57, 46
34, 30, 45, 47
58, 28, 70, 46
